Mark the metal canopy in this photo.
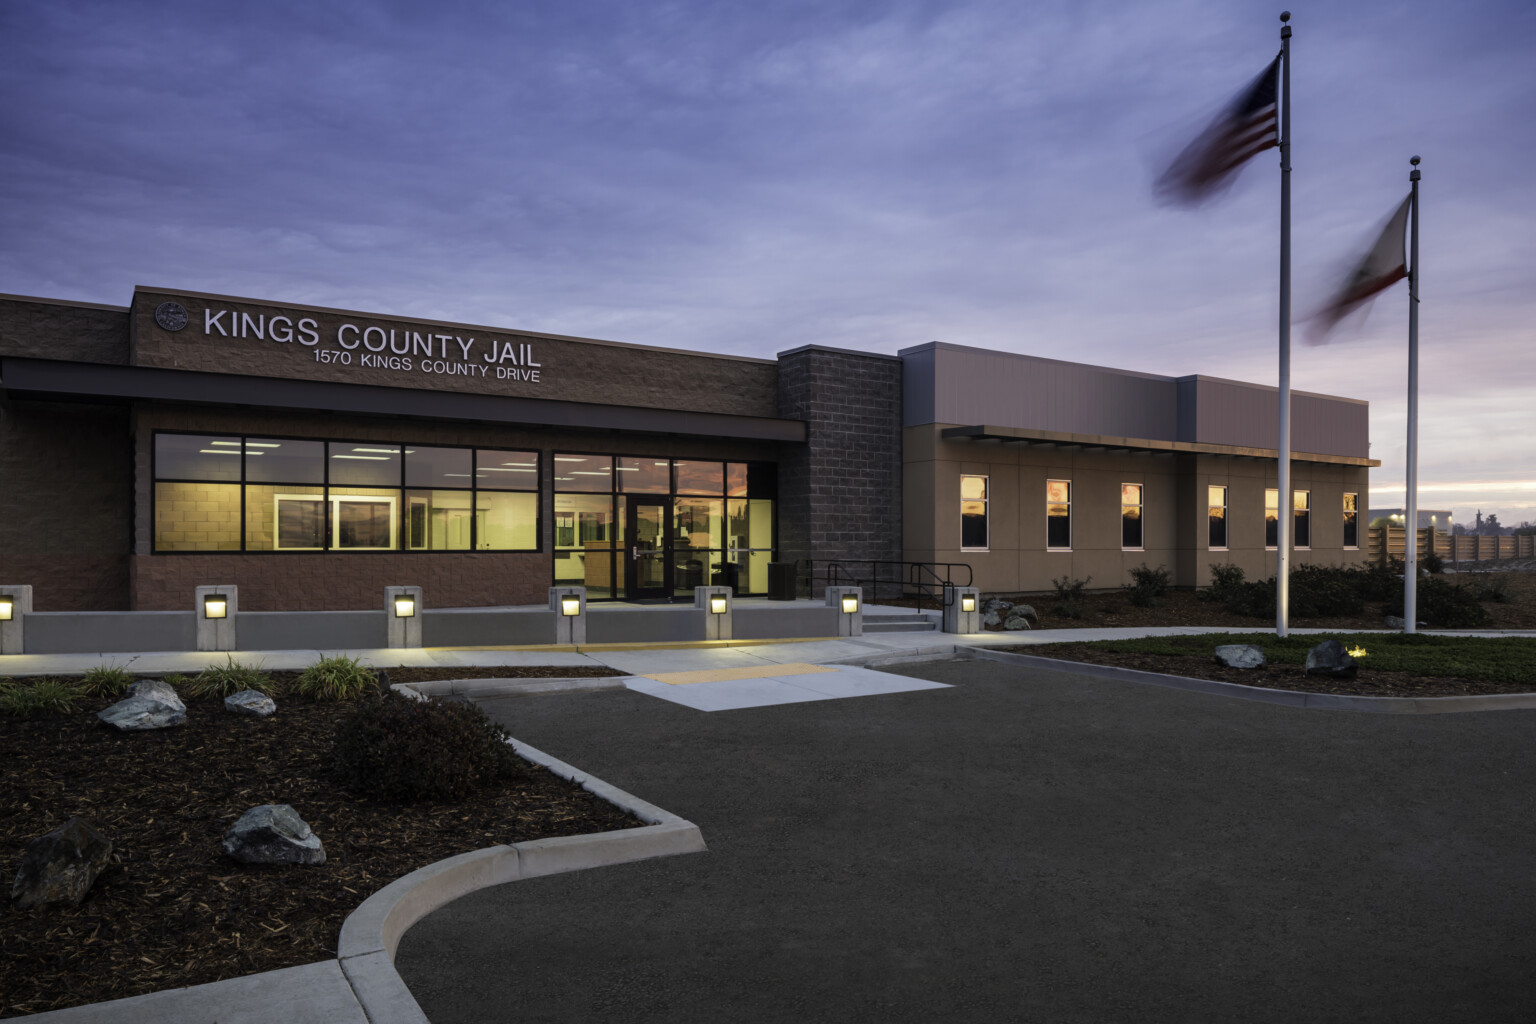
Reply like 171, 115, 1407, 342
939, 424, 1378, 467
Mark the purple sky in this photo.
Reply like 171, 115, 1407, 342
3, 0, 1532, 528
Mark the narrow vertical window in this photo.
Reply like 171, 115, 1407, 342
1208, 485, 1228, 549
1121, 484, 1143, 549
1294, 490, 1311, 549
1047, 480, 1071, 549
1265, 488, 1279, 548
961, 475, 988, 550
1343, 493, 1358, 548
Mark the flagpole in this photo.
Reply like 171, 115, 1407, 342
1277, 11, 1293, 638
1404, 155, 1421, 632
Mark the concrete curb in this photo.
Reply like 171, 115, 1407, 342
335, 734, 707, 1024
389, 675, 626, 700
963, 646, 1536, 714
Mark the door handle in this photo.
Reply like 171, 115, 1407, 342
632, 546, 639, 560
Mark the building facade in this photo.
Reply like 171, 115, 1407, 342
0, 287, 1374, 611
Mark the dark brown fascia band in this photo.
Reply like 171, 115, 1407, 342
0, 357, 807, 443
940, 424, 1379, 467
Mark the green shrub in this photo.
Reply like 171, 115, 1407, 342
1460, 573, 1509, 603
0, 680, 80, 717
294, 655, 377, 701
162, 672, 190, 688
76, 664, 136, 699
1051, 575, 1092, 619
185, 655, 275, 698
1124, 563, 1171, 608
1289, 565, 1365, 618
1384, 577, 1492, 628
1354, 560, 1404, 602
1421, 551, 1445, 575
1200, 563, 1247, 603
332, 692, 527, 803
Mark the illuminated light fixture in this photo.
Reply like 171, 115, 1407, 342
0, 596, 13, 621
203, 595, 228, 619
478, 467, 534, 472
710, 595, 728, 615
245, 442, 282, 448
554, 457, 587, 462
394, 595, 417, 618
841, 594, 859, 615
1347, 646, 1369, 659
210, 440, 243, 446
199, 449, 244, 455
569, 471, 611, 476
332, 455, 389, 460
961, 594, 976, 613
561, 595, 581, 617
351, 447, 401, 454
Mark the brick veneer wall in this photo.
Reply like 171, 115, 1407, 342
776, 346, 902, 574
129, 551, 550, 611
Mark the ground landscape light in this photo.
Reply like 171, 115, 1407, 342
394, 595, 416, 618
841, 594, 859, 614
561, 595, 581, 617
961, 594, 976, 613
710, 595, 727, 615
202, 595, 227, 619
0, 596, 12, 621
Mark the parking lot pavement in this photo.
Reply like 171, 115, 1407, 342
395, 657, 1536, 1024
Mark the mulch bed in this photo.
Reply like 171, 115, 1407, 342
997, 644, 1536, 698
1, 667, 635, 1019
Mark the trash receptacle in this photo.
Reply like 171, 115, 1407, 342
767, 562, 797, 601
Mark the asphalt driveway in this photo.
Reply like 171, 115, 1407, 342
394, 658, 1536, 1023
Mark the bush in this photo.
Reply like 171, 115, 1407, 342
0, 680, 80, 717
294, 655, 377, 701
1124, 563, 1171, 608
1384, 577, 1492, 628
1289, 565, 1365, 618
1460, 573, 1509, 603
1200, 563, 1247, 603
332, 692, 527, 803
1051, 575, 1092, 619
185, 655, 275, 698
77, 664, 135, 699
1421, 551, 1445, 575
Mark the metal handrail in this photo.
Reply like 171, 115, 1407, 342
797, 559, 973, 611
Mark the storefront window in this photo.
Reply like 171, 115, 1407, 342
155, 434, 242, 482
675, 460, 725, 496
244, 438, 323, 484
477, 491, 538, 550
247, 484, 324, 550
154, 481, 241, 551
554, 454, 613, 492
617, 457, 670, 493
329, 486, 399, 549
406, 446, 472, 487
328, 444, 401, 487
554, 492, 617, 599
406, 489, 473, 550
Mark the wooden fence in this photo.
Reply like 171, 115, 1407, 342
1367, 527, 1535, 566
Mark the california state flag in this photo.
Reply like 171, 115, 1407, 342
1309, 194, 1412, 339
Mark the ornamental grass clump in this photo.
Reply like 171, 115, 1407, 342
294, 655, 377, 701
0, 679, 80, 717
76, 664, 135, 699
332, 691, 527, 803
184, 655, 276, 698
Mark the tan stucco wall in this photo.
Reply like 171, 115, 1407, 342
903, 425, 1370, 595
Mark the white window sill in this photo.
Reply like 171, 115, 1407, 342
1122, 548, 1145, 552
1209, 547, 1229, 552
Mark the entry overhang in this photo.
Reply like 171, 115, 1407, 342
940, 424, 1379, 467
0, 357, 808, 443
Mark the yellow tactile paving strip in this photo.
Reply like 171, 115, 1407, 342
643, 662, 840, 686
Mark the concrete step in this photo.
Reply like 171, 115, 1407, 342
862, 614, 939, 633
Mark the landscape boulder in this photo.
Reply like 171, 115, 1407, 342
97, 679, 186, 732
1002, 615, 1031, 631
224, 689, 276, 717
1305, 639, 1358, 679
1012, 604, 1038, 623
1214, 644, 1265, 669
11, 817, 114, 910
222, 805, 326, 866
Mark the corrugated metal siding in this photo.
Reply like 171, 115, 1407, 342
918, 345, 1177, 437
1192, 378, 1368, 457
900, 345, 936, 427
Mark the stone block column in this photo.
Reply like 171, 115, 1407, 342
825, 585, 864, 637
695, 586, 733, 641
385, 586, 423, 649
550, 587, 587, 645
0, 585, 33, 655
942, 586, 981, 634
195, 585, 238, 652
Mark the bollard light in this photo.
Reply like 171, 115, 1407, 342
841, 594, 859, 615
202, 594, 228, 619
561, 595, 581, 617
710, 595, 727, 615
0, 596, 12, 622
961, 594, 976, 614
393, 595, 416, 618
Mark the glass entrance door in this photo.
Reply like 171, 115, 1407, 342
625, 498, 671, 600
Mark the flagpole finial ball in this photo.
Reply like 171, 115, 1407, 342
1410, 155, 1421, 166
1280, 11, 1290, 22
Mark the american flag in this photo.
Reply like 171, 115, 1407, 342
1156, 56, 1281, 206
1307, 193, 1412, 341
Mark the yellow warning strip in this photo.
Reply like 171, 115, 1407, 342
644, 662, 840, 686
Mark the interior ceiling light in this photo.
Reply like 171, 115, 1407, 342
351, 447, 401, 454
333, 455, 389, 460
